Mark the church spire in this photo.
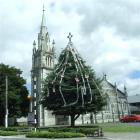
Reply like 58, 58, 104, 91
40, 4, 47, 35
38, 4, 51, 50
41, 4, 46, 27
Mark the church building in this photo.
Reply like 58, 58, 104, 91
94, 75, 130, 123
30, 7, 56, 126
30, 8, 130, 126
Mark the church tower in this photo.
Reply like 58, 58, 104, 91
31, 6, 55, 127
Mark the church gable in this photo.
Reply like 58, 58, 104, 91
101, 79, 116, 97
101, 75, 126, 99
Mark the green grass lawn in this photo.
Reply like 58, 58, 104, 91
99, 123, 140, 132
0, 123, 140, 135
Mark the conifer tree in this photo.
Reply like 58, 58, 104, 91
42, 33, 106, 126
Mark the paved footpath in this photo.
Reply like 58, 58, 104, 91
0, 135, 109, 140
105, 132, 140, 140
0, 137, 108, 140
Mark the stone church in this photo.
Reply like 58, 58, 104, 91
91, 75, 130, 123
30, 8, 130, 126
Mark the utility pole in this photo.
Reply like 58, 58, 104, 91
5, 76, 8, 128
33, 76, 37, 132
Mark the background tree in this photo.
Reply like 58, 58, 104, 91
42, 34, 106, 127
0, 64, 29, 125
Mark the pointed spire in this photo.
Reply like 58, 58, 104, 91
124, 85, 128, 97
52, 39, 55, 52
41, 4, 46, 27
114, 82, 117, 89
52, 39, 55, 45
124, 85, 126, 91
33, 40, 36, 46
114, 82, 118, 97
40, 4, 47, 36
33, 40, 36, 54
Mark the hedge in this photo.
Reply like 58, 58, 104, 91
0, 127, 28, 131
26, 131, 85, 138
0, 131, 19, 136
41, 127, 100, 135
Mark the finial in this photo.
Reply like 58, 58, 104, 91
33, 40, 36, 46
43, 4, 45, 12
124, 85, 127, 97
67, 32, 73, 42
103, 74, 107, 80
52, 39, 55, 45
41, 36, 44, 40
114, 82, 117, 88
124, 85, 126, 91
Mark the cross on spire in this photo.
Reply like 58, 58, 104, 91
67, 32, 73, 42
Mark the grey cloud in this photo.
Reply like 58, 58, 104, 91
0, 0, 140, 96
74, 0, 140, 38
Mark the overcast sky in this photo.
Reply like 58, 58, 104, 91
0, 0, 140, 96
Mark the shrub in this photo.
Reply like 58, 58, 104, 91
75, 128, 99, 135
26, 131, 85, 138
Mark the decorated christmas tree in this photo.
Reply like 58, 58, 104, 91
42, 33, 106, 126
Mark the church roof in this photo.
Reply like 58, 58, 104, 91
108, 82, 125, 96
102, 75, 126, 97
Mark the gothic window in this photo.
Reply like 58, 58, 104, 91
46, 56, 52, 67
34, 76, 36, 81
50, 57, 52, 67
48, 57, 50, 67
34, 92, 36, 98
105, 93, 110, 111
46, 57, 48, 66
43, 56, 46, 66
34, 84, 36, 89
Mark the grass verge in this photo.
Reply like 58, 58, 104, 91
99, 123, 140, 132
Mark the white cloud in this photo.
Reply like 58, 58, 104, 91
0, 0, 140, 96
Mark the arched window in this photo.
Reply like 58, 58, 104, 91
46, 57, 48, 66
105, 93, 110, 111
49, 57, 52, 67
46, 56, 52, 67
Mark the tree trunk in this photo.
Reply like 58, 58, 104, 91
90, 113, 93, 124
94, 113, 97, 124
82, 114, 84, 124
70, 114, 75, 127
